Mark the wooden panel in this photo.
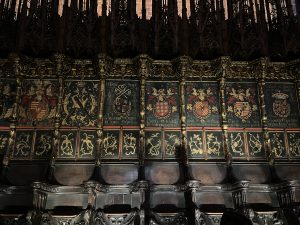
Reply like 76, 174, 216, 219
275, 164, 300, 181
100, 164, 138, 185
189, 164, 227, 185
6, 163, 48, 185
145, 163, 181, 184
232, 164, 269, 183
54, 164, 94, 185
150, 192, 185, 208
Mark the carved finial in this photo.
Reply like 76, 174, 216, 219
96, 54, 112, 78
53, 53, 65, 76
173, 56, 192, 79
135, 54, 152, 78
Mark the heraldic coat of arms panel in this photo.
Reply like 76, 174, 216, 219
145, 82, 180, 128
104, 80, 140, 126
18, 79, 59, 127
185, 82, 220, 127
265, 83, 300, 128
225, 82, 261, 128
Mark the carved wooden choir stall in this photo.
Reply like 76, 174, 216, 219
0, 0, 300, 224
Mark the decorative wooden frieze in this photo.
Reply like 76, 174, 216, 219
0, 55, 299, 164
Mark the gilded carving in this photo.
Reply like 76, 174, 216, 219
187, 132, 203, 157
287, 132, 300, 157
102, 131, 119, 157
206, 132, 222, 157
79, 131, 96, 158
164, 132, 181, 158
59, 132, 76, 158
34, 131, 52, 158
269, 132, 286, 157
13, 132, 33, 158
229, 132, 245, 157
122, 132, 138, 157
247, 133, 263, 157
146, 132, 162, 158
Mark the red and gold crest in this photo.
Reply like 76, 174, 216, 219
187, 88, 218, 121
233, 101, 252, 120
227, 88, 257, 122
19, 81, 58, 124
147, 87, 177, 119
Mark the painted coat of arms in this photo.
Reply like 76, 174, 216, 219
226, 85, 259, 126
265, 83, 299, 128
146, 83, 179, 127
272, 91, 290, 118
19, 80, 58, 126
186, 83, 219, 126
104, 81, 139, 126
147, 88, 176, 119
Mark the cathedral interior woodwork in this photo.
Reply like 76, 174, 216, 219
0, 0, 300, 224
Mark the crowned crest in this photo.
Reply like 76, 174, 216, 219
227, 87, 257, 122
147, 87, 177, 119
272, 91, 290, 118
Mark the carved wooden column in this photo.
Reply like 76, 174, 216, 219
48, 54, 64, 181
136, 55, 150, 180
3, 54, 21, 171
217, 57, 232, 166
176, 56, 191, 180
292, 61, 300, 122
256, 58, 274, 165
95, 54, 110, 178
